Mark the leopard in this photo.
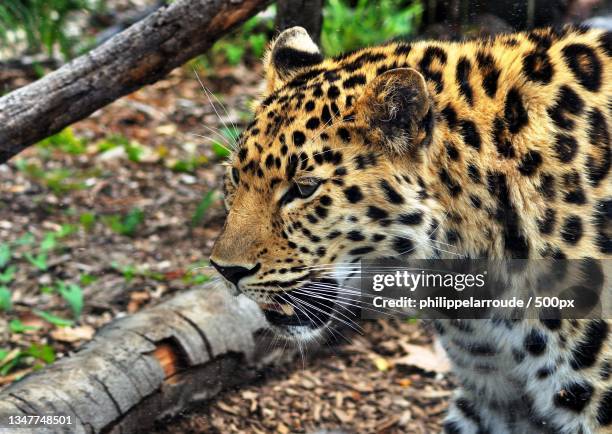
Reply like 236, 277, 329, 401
209, 25, 612, 433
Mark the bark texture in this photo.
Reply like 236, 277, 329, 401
0, 0, 272, 164
0, 281, 298, 434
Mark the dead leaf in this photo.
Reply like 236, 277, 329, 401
217, 401, 241, 416
50, 325, 95, 343
333, 408, 353, 424
398, 378, 412, 388
156, 124, 178, 135
127, 290, 151, 313
372, 355, 390, 372
393, 341, 451, 374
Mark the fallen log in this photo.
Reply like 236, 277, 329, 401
0, 280, 300, 434
0, 0, 272, 164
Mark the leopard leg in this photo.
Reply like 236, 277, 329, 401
441, 389, 512, 434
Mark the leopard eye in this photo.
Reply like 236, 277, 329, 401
280, 178, 322, 205
294, 178, 321, 198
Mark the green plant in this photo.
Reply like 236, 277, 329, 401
15, 233, 34, 246
56, 281, 83, 318
212, 142, 231, 159
79, 273, 97, 286
322, 0, 423, 56
25, 343, 56, 364
95, 134, 145, 162
9, 319, 39, 333
206, 6, 274, 66
0, 286, 11, 311
183, 266, 211, 285
171, 155, 209, 173
0, 0, 101, 61
37, 128, 86, 155
103, 208, 145, 237
40, 232, 57, 252
0, 265, 16, 284
192, 190, 217, 226
111, 262, 137, 283
15, 161, 87, 194
124, 141, 144, 162
0, 243, 11, 268
24, 252, 48, 271
79, 212, 96, 231
96, 134, 129, 152
0, 344, 56, 376
33, 309, 74, 327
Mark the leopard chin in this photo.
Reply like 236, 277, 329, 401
268, 323, 328, 343
258, 272, 363, 342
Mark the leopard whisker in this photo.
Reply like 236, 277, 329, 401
190, 133, 232, 154
194, 69, 239, 144
285, 290, 363, 334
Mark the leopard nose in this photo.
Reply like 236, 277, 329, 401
210, 260, 260, 286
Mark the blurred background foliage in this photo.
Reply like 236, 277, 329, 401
321, 0, 422, 55
1, 0, 609, 79
0, 0, 103, 60
0, 0, 424, 68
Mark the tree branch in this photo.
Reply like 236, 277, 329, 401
0, 0, 272, 164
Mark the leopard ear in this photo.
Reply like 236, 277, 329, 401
355, 68, 433, 156
264, 26, 323, 93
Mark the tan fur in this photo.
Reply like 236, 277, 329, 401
212, 26, 612, 433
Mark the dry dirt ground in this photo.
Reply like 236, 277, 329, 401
154, 319, 454, 434
0, 64, 453, 433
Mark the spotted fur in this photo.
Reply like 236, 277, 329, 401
211, 26, 612, 433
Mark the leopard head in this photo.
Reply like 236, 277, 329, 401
210, 27, 441, 340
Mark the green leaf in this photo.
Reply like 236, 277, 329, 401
0, 352, 22, 376
221, 126, 240, 142
40, 285, 54, 294
37, 128, 86, 155
40, 232, 57, 252
24, 252, 48, 271
0, 349, 8, 362
211, 142, 231, 158
122, 208, 144, 236
0, 243, 10, 268
0, 286, 11, 311
57, 282, 83, 318
0, 265, 16, 283
9, 319, 39, 333
124, 142, 143, 162
192, 190, 216, 226
26, 344, 55, 364
184, 273, 210, 285
248, 33, 267, 58
33, 310, 74, 327
79, 212, 96, 231
224, 44, 245, 65
57, 224, 77, 238
104, 208, 144, 237
80, 274, 97, 286
117, 264, 136, 283
15, 233, 35, 246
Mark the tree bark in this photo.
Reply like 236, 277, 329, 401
0, 281, 304, 434
0, 0, 272, 165
275, 0, 323, 44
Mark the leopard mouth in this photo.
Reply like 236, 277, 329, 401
259, 279, 338, 330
